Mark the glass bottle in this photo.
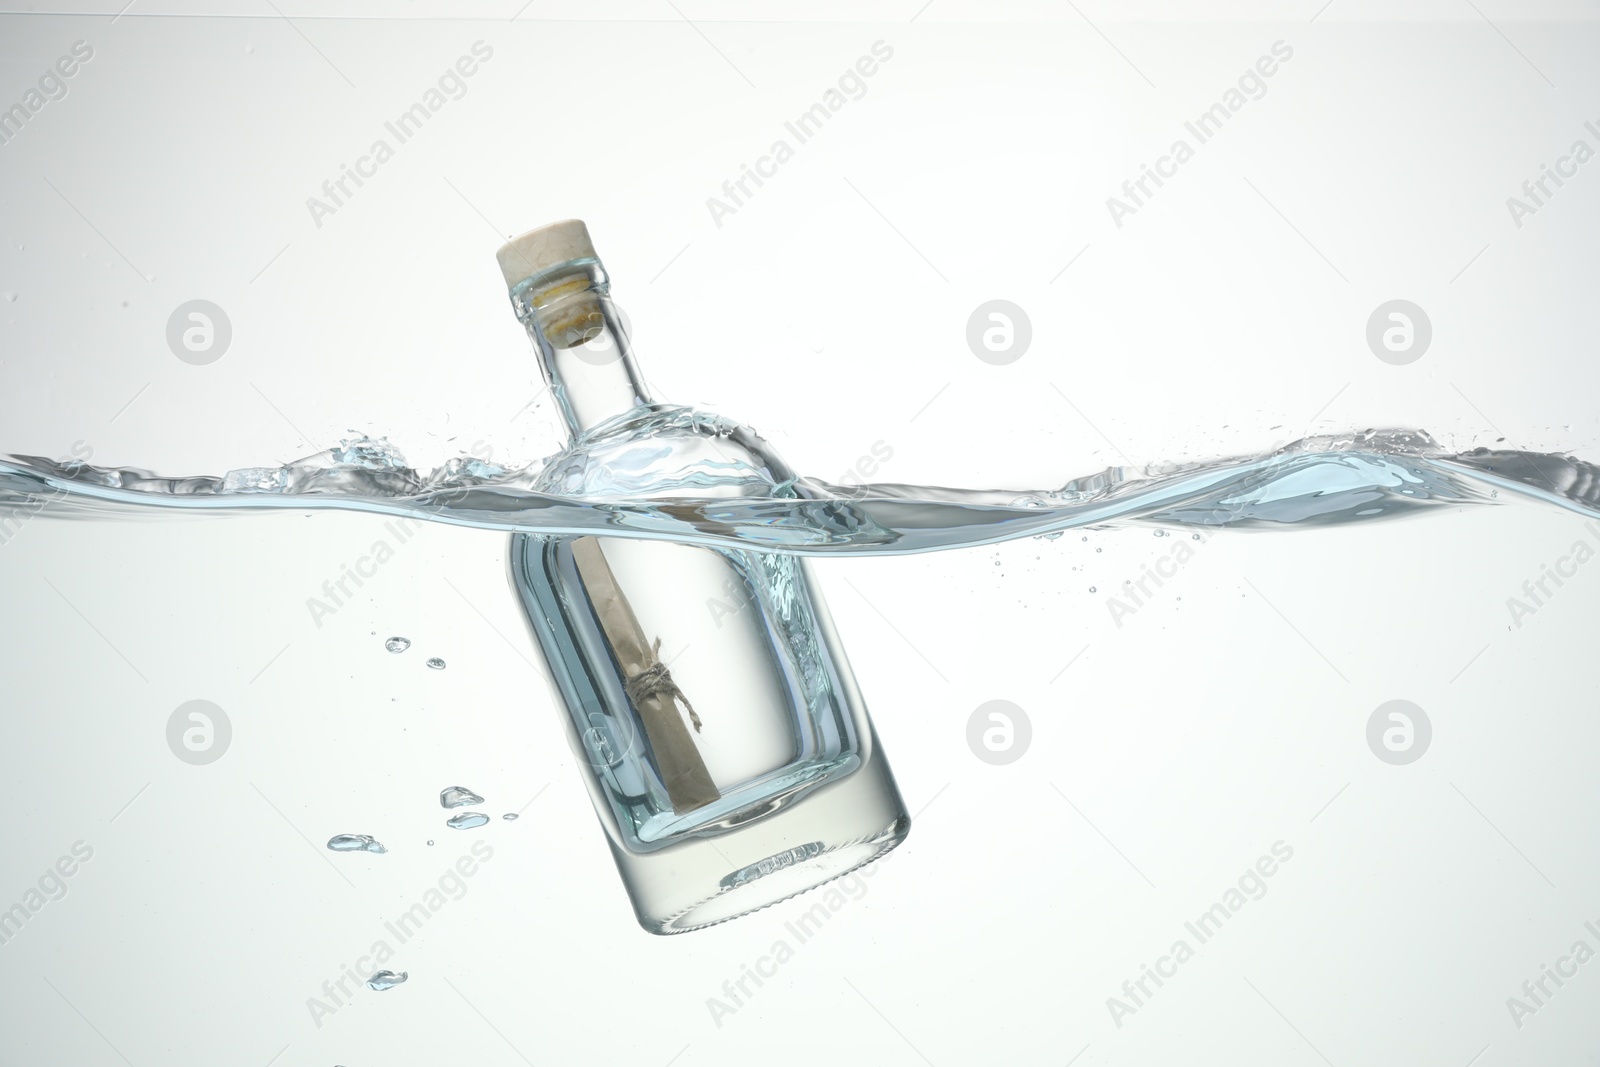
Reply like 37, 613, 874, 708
498, 220, 909, 934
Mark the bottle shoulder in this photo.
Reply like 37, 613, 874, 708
535, 403, 799, 499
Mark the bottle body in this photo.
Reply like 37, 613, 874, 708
497, 221, 908, 933
510, 530, 908, 932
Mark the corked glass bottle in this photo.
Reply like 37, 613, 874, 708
499, 220, 909, 934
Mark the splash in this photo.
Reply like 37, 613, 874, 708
3, 407, 1597, 555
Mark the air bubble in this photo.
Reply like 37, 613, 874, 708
327, 834, 387, 854
440, 786, 484, 809
367, 970, 408, 991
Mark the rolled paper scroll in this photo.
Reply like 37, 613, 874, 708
569, 536, 720, 814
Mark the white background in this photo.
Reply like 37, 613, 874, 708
2, 3, 1599, 1065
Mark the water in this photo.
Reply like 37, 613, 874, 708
9, 406, 1600, 920
4, 410, 1598, 554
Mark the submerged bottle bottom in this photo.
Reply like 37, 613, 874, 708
626, 769, 911, 935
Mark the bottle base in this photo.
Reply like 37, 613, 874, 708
639, 813, 911, 935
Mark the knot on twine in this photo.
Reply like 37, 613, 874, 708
624, 637, 702, 732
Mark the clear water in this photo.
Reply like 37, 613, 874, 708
8, 405, 1600, 948
10, 406, 1596, 858
4, 409, 1596, 552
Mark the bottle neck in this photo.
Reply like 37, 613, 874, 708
510, 258, 652, 437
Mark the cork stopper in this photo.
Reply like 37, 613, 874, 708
497, 219, 596, 289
